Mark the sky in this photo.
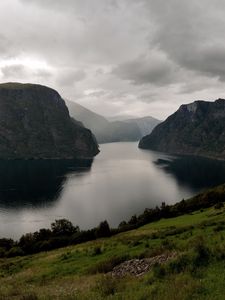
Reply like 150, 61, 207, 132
0, 0, 225, 119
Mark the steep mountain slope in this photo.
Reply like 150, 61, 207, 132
0, 83, 99, 159
124, 116, 161, 136
66, 100, 160, 143
139, 99, 225, 159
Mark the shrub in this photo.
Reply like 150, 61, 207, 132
95, 275, 118, 297
214, 202, 224, 209
167, 254, 190, 274
88, 254, 129, 274
153, 263, 166, 279
60, 251, 72, 261
0, 247, 6, 257
0, 238, 14, 251
19, 233, 36, 253
51, 219, 79, 236
95, 220, 111, 238
192, 236, 210, 267
21, 293, 38, 300
213, 224, 225, 232
34, 240, 55, 252
90, 246, 102, 256
161, 239, 175, 250
7, 246, 25, 257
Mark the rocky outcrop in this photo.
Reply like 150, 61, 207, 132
139, 99, 225, 160
0, 83, 99, 159
111, 252, 176, 277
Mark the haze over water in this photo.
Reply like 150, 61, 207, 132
1, 142, 225, 239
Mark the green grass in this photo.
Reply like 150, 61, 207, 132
1, 204, 225, 299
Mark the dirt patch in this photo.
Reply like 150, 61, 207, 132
111, 252, 176, 277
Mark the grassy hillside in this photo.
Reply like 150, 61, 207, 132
1, 189, 225, 299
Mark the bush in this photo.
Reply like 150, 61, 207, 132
95, 220, 111, 238
192, 236, 210, 267
95, 275, 118, 297
21, 293, 38, 300
90, 246, 102, 256
19, 233, 36, 253
161, 239, 175, 250
0, 238, 14, 251
213, 224, 225, 232
153, 263, 166, 279
7, 246, 25, 257
0, 247, 6, 257
34, 240, 55, 252
88, 254, 129, 274
214, 202, 224, 209
51, 219, 79, 236
167, 254, 190, 274
60, 251, 72, 261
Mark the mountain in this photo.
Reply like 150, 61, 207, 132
0, 83, 99, 159
107, 114, 137, 121
139, 99, 225, 159
124, 116, 161, 136
66, 100, 160, 143
65, 101, 111, 143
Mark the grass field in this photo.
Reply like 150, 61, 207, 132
1, 202, 225, 299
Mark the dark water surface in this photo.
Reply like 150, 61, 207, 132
1, 142, 225, 239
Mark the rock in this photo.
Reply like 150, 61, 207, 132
111, 252, 176, 277
139, 99, 225, 160
0, 83, 99, 159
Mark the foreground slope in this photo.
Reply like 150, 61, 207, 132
0, 83, 99, 159
139, 99, 225, 159
66, 100, 160, 143
1, 184, 225, 299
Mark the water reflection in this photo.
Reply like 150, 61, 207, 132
1, 143, 225, 239
155, 156, 225, 190
0, 159, 93, 209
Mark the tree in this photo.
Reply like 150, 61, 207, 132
51, 219, 79, 236
128, 215, 137, 225
95, 220, 111, 238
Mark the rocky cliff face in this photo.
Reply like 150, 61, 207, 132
0, 83, 99, 159
139, 99, 225, 159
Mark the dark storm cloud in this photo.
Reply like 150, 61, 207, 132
0, 0, 225, 119
56, 69, 86, 87
0, 34, 17, 58
34, 69, 52, 80
21, 0, 119, 12
144, 0, 225, 82
113, 52, 179, 86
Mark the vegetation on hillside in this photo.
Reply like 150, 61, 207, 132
0, 184, 224, 299
0, 184, 224, 258
1, 201, 225, 299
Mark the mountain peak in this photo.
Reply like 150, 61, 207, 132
0, 83, 99, 159
139, 99, 225, 159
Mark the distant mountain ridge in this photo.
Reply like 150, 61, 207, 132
66, 100, 161, 143
139, 99, 225, 160
124, 116, 161, 136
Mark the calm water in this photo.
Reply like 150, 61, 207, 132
1, 142, 225, 239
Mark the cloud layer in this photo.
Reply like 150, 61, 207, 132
0, 0, 224, 119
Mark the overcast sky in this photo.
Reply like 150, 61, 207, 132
0, 0, 225, 119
